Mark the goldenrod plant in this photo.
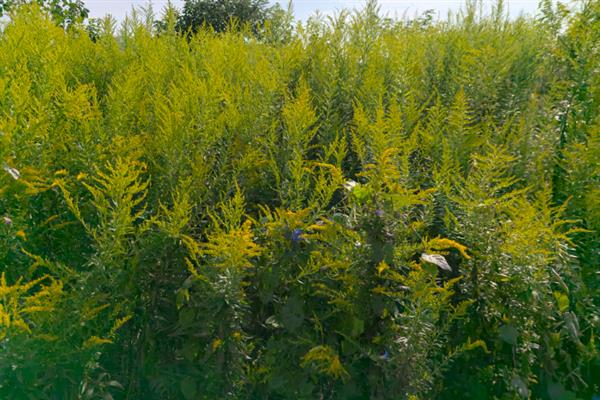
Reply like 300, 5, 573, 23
0, 1, 598, 399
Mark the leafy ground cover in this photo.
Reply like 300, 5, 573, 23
0, 1, 598, 399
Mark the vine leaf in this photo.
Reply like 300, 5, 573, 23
421, 253, 452, 271
3, 164, 20, 180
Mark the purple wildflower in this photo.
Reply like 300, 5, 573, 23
291, 229, 304, 242
380, 350, 390, 361
374, 209, 384, 217
2, 216, 11, 226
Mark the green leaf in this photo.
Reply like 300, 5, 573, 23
547, 382, 567, 400
421, 261, 438, 275
352, 185, 372, 204
499, 324, 518, 346
351, 318, 365, 337
464, 338, 490, 354
511, 375, 529, 398
107, 380, 124, 390
180, 377, 197, 400
181, 340, 200, 362
563, 312, 582, 344
341, 338, 359, 356
553, 291, 569, 313
176, 288, 190, 310
280, 295, 304, 332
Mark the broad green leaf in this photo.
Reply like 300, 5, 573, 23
280, 295, 304, 332
553, 291, 569, 313
180, 377, 197, 400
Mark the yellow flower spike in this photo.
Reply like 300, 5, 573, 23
327, 355, 350, 380
16, 230, 27, 240
35, 334, 58, 342
20, 306, 53, 314
301, 345, 350, 381
111, 315, 132, 334
54, 169, 68, 176
83, 336, 113, 348
76, 172, 87, 181
376, 261, 389, 275
211, 338, 223, 352
0, 306, 10, 328
40, 215, 59, 227
425, 237, 471, 260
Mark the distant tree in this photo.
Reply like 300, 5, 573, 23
0, 0, 88, 28
176, 0, 275, 34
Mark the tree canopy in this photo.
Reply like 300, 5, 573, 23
0, 0, 88, 27
176, 0, 276, 33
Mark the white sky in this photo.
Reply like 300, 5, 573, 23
84, 0, 541, 21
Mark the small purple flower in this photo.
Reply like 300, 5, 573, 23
291, 229, 304, 242
380, 349, 390, 361
2, 216, 11, 226
374, 209, 384, 217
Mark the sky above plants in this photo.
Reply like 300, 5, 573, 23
85, 0, 540, 21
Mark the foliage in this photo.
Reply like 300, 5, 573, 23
0, 0, 88, 28
176, 0, 282, 34
0, 1, 598, 399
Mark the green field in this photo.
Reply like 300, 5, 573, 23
0, 1, 598, 398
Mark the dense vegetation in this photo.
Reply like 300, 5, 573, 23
175, 0, 285, 34
0, 1, 598, 399
0, 0, 88, 28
